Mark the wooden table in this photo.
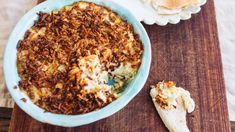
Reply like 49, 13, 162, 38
8, 0, 231, 131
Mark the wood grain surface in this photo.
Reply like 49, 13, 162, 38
0, 107, 12, 132
8, 0, 231, 131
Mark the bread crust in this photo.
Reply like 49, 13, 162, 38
154, 0, 199, 9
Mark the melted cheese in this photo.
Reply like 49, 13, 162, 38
79, 55, 111, 102
150, 81, 195, 132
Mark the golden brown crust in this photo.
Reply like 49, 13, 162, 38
17, 2, 143, 114
153, 81, 177, 109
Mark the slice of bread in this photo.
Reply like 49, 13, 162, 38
152, 0, 199, 9
150, 83, 195, 132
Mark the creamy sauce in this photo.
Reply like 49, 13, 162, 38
150, 81, 195, 132
79, 55, 112, 102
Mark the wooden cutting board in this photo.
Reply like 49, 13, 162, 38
8, 0, 231, 131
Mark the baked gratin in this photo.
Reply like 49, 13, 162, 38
17, 1, 143, 114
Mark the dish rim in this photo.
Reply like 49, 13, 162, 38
3, 0, 151, 127
145, 0, 207, 25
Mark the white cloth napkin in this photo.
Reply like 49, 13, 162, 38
0, 0, 234, 121
0, 0, 37, 107
214, 0, 235, 121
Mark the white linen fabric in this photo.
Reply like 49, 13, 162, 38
214, 0, 235, 121
0, 0, 37, 107
0, 0, 234, 121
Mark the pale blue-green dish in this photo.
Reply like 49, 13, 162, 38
3, 0, 151, 127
